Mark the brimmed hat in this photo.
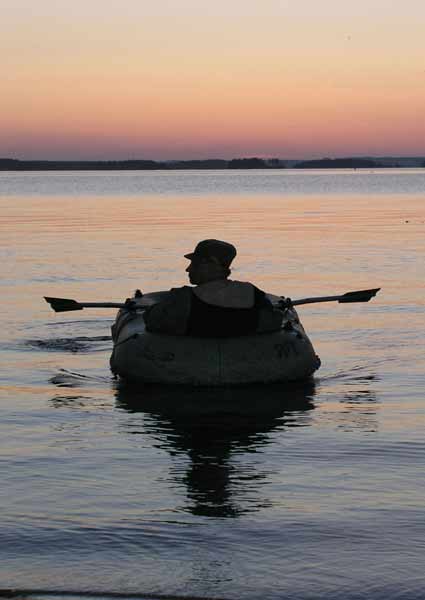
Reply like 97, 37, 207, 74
184, 239, 237, 267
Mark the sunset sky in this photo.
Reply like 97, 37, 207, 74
2, 0, 425, 160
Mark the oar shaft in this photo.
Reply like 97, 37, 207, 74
291, 295, 342, 306
44, 292, 169, 312
79, 302, 127, 309
289, 287, 380, 307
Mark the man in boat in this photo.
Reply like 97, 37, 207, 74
143, 239, 284, 337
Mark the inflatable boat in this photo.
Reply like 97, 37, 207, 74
110, 301, 320, 386
45, 287, 380, 385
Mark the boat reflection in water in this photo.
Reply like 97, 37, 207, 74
115, 380, 316, 518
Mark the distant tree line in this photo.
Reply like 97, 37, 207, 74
227, 158, 270, 169
166, 159, 228, 169
0, 157, 278, 170
293, 158, 386, 169
0, 158, 164, 170
1, 156, 423, 171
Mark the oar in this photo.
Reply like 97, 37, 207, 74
44, 291, 168, 313
45, 288, 380, 313
287, 287, 380, 307
44, 297, 127, 312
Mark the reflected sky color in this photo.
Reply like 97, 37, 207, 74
2, 0, 425, 159
1, 171, 425, 596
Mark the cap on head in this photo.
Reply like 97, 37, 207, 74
184, 239, 237, 268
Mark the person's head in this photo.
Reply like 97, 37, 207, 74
184, 239, 237, 285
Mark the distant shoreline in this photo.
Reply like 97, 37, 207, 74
1, 157, 424, 171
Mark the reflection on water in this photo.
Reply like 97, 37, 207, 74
44, 365, 381, 522
50, 368, 111, 387
26, 335, 111, 353
3, 172, 425, 598
50, 394, 95, 408
317, 369, 380, 432
116, 381, 316, 518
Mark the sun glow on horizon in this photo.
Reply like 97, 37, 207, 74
2, 0, 425, 159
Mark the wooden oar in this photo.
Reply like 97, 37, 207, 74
44, 288, 380, 313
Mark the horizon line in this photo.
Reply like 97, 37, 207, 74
1, 154, 425, 163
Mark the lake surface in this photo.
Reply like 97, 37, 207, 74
1, 169, 424, 600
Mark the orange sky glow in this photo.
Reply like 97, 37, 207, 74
2, 0, 425, 159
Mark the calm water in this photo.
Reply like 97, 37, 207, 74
1, 170, 424, 600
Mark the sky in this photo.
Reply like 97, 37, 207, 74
1, 0, 425, 160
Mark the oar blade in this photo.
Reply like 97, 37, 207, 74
44, 296, 83, 312
338, 288, 381, 303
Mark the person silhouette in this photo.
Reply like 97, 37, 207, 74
143, 239, 284, 337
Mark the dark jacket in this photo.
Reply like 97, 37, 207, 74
143, 282, 283, 337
